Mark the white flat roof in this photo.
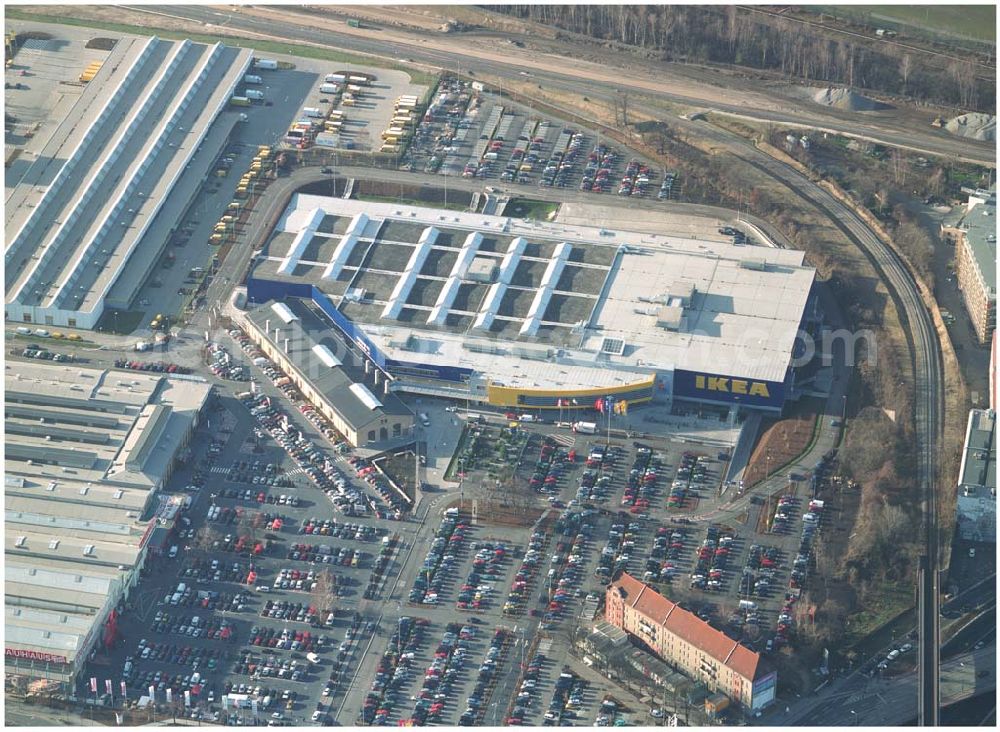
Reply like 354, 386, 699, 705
265, 197, 814, 388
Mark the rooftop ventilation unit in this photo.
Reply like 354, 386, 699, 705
600, 337, 626, 356
739, 259, 768, 271
463, 341, 502, 355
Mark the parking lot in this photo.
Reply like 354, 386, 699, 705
400, 77, 680, 202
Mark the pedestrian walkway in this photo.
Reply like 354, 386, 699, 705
209, 465, 230, 475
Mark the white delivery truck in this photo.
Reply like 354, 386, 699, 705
246, 89, 264, 100
303, 107, 324, 118
244, 74, 263, 84
572, 421, 598, 434
320, 83, 340, 95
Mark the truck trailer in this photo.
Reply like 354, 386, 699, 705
255, 58, 278, 70
320, 83, 340, 95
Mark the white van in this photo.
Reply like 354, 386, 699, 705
33, 329, 50, 338
169, 545, 179, 558
15, 326, 32, 335
418, 413, 430, 427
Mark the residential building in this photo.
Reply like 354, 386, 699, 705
605, 572, 776, 712
956, 408, 996, 543
943, 186, 996, 344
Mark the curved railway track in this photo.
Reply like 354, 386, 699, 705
693, 119, 944, 723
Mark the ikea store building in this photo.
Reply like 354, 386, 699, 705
243, 196, 817, 417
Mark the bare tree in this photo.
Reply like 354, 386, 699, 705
310, 569, 336, 617
899, 53, 913, 95
193, 525, 219, 552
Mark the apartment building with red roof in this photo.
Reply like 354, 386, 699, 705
606, 572, 777, 712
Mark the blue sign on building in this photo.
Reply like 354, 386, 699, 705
673, 368, 786, 410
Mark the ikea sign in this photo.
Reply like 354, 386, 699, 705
694, 374, 771, 398
673, 369, 784, 409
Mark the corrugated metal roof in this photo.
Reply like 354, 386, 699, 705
270, 301, 298, 324
349, 382, 383, 410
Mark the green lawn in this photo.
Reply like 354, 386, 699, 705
842, 581, 915, 651
356, 193, 471, 212
5, 8, 440, 85
814, 5, 995, 43
504, 198, 561, 221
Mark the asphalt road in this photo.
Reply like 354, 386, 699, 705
122, 4, 995, 167
776, 643, 996, 727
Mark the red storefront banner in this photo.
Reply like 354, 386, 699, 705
5, 648, 68, 664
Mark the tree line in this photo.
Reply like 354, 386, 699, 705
492, 5, 992, 111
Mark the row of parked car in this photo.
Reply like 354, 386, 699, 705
134, 639, 225, 671
595, 520, 640, 583
406, 623, 470, 725
643, 525, 687, 584
539, 129, 585, 188
247, 625, 325, 653
150, 612, 234, 642
234, 651, 308, 682
287, 543, 362, 567
458, 627, 509, 725
503, 525, 551, 615
617, 158, 656, 198
542, 670, 589, 725
742, 543, 783, 598
206, 341, 249, 381
363, 616, 430, 724
112, 358, 190, 373
690, 525, 736, 592
623, 444, 658, 512
670, 451, 710, 509
580, 142, 619, 193
541, 527, 588, 629
20, 343, 74, 361
409, 509, 469, 604
456, 542, 508, 611
505, 651, 549, 725
259, 600, 319, 625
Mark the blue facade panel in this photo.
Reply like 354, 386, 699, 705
385, 359, 473, 383
309, 287, 388, 371
246, 277, 311, 305
673, 368, 786, 410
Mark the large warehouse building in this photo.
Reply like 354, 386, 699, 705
4, 362, 211, 688
244, 196, 816, 414
4, 35, 253, 330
